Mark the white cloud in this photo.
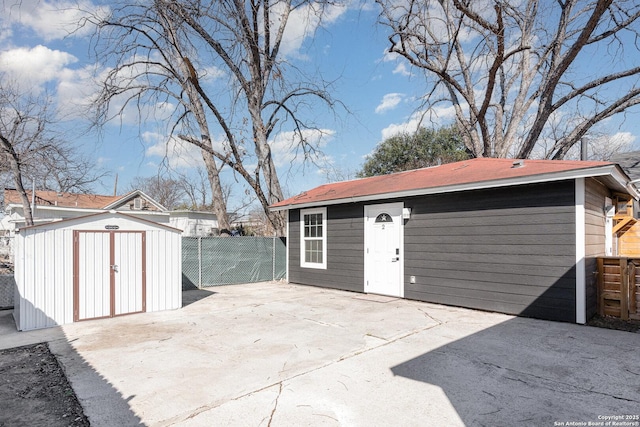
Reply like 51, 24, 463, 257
380, 106, 460, 140
375, 93, 404, 114
380, 117, 421, 141
610, 131, 636, 146
144, 132, 205, 169
56, 65, 98, 118
269, 128, 335, 167
2, 0, 108, 41
275, 2, 348, 58
392, 63, 411, 77
0, 45, 77, 89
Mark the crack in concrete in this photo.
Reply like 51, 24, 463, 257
485, 361, 640, 404
162, 321, 445, 426
417, 308, 445, 326
267, 382, 283, 427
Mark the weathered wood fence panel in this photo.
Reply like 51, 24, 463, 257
597, 257, 640, 320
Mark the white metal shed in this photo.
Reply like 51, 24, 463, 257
13, 211, 182, 331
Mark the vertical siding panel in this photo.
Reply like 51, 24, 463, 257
157, 230, 167, 310
174, 233, 181, 308
35, 231, 46, 329
45, 229, 55, 327
13, 231, 22, 330
156, 230, 165, 310
153, 230, 161, 311
63, 229, 74, 324
15, 214, 181, 330
136, 233, 143, 312
43, 229, 55, 328
146, 230, 157, 312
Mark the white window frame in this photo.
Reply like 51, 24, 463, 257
300, 207, 327, 269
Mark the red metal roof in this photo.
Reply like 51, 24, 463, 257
270, 158, 616, 209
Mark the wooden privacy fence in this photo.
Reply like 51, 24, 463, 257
597, 257, 640, 320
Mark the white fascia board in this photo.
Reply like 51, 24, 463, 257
270, 165, 621, 211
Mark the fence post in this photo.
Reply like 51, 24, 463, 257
198, 236, 202, 289
621, 258, 629, 320
597, 258, 604, 316
272, 234, 276, 281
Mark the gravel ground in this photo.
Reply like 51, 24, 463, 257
0, 343, 89, 427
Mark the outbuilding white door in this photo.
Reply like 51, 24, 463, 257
74, 231, 146, 321
364, 203, 404, 297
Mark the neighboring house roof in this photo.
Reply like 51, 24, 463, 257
3, 188, 167, 211
270, 158, 635, 211
4, 189, 120, 209
610, 151, 640, 182
103, 189, 167, 211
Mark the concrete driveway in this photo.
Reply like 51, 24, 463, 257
1, 281, 639, 426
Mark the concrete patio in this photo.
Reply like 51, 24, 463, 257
1, 281, 638, 426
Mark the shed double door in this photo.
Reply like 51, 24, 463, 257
73, 231, 146, 322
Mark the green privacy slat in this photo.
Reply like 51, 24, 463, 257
182, 237, 286, 289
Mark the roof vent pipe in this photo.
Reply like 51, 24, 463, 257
512, 159, 525, 168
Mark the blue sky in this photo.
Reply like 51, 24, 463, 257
2, 1, 639, 211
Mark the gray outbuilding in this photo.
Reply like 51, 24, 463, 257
270, 158, 638, 324
13, 211, 182, 331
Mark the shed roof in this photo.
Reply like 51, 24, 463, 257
270, 158, 633, 210
17, 210, 182, 233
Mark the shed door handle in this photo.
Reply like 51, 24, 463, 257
111, 264, 119, 272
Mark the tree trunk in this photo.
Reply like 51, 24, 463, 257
201, 151, 230, 232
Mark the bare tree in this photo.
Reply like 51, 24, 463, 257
88, 0, 342, 235
1, 80, 105, 224
377, 0, 640, 159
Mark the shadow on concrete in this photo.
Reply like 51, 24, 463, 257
181, 288, 217, 307
391, 316, 640, 425
0, 301, 144, 426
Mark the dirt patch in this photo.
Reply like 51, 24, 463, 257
0, 343, 89, 427
587, 315, 640, 333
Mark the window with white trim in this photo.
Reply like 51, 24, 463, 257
300, 207, 327, 269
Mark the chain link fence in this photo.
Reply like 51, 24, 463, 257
0, 275, 15, 309
182, 236, 286, 289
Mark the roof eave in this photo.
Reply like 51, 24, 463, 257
270, 164, 628, 211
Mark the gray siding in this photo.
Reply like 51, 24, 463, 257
584, 178, 609, 319
289, 204, 365, 292
286, 180, 580, 323
404, 181, 577, 322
